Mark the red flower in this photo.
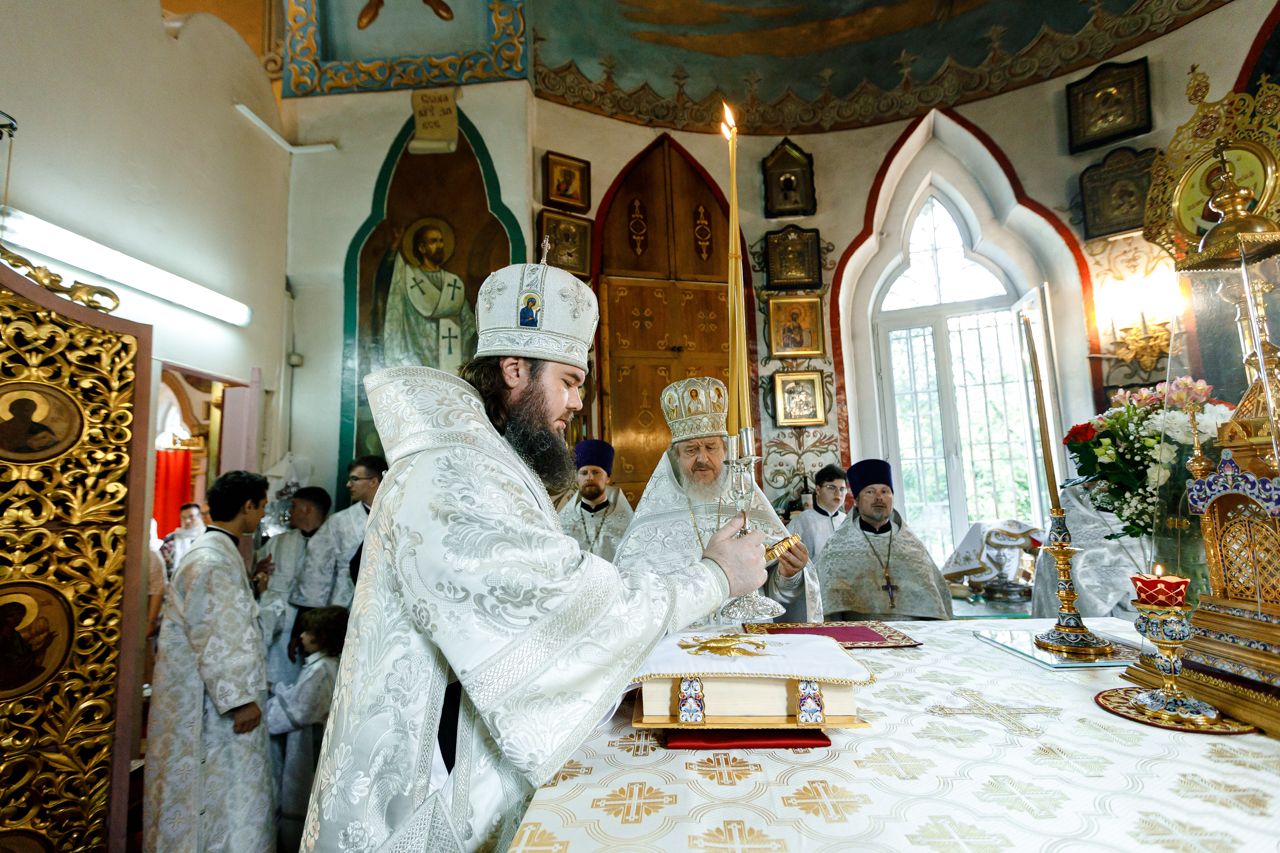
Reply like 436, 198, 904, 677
1063, 422, 1097, 445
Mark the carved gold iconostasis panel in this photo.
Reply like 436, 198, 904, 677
0, 261, 151, 852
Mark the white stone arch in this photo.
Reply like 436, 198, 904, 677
835, 109, 1088, 468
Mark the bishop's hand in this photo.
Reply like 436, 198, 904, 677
776, 538, 809, 577
702, 515, 767, 597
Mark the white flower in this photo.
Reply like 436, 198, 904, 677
1142, 410, 1194, 444
1197, 403, 1234, 440
1146, 464, 1171, 488
1154, 443, 1178, 464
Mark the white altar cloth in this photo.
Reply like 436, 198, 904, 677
512, 618, 1278, 852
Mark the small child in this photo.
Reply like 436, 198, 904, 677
267, 605, 347, 852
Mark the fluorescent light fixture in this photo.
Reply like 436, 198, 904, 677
0, 206, 253, 327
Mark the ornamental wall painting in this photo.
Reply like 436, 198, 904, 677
345, 119, 521, 463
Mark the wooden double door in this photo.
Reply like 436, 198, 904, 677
597, 136, 733, 504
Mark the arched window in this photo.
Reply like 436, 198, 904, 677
875, 197, 1040, 561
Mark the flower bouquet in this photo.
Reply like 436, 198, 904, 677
1061, 377, 1234, 540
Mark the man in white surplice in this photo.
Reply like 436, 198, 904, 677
613, 376, 823, 623
145, 471, 274, 852
787, 463, 849, 561
303, 261, 767, 852
255, 486, 331, 687
817, 459, 952, 621
558, 439, 633, 562
292, 457, 383, 610
381, 220, 477, 372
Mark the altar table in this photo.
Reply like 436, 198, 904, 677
512, 619, 1279, 852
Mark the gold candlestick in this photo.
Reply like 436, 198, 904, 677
1021, 316, 1113, 655
721, 103, 752, 436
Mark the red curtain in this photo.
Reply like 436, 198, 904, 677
154, 449, 192, 536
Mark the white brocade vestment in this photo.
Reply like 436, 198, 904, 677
817, 517, 953, 620
613, 455, 823, 623
302, 367, 731, 852
787, 507, 847, 562
257, 528, 311, 685
1032, 486, 1144, 619
557, 486, 634, 562
268, 651, 338, 853
144, 530, 274, 853
292, 503, 368, 609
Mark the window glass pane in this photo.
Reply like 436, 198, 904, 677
947, 311, 1035, 526
883, 197, 1007, 311
887, 326, 952, 562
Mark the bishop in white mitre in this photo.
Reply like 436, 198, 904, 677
558, 438, 634, 562
145, 471, 274, 852
291, 457, 383, 609
817, 459, 952, 620
255, 485, 331, 686
303, 261, 766, 852
614, 376, 823, 624
787, 462, 850, 561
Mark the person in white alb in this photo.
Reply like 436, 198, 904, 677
291, 457, 383, 609
558, 439, 633, 562
787, 463, 849, 561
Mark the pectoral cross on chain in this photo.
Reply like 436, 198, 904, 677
442, 326, 459, 355
881, 578, 898, 609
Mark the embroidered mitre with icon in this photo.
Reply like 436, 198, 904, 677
660, 376, 729, 444
474, 262, 598, 370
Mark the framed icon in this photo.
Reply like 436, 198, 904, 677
537, 208, 592, 277
0, 581, 75, 701
764, 225, 822, 290
1066, 58, 1152, 154
542, 150, 591, 213
0, 381, 84, 464
762, 138, 816, 218
773, 371, 826, 427
767, 295, 825, 359
1080, 147, 1157, 239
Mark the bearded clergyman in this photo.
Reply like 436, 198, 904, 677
303, 261, 766, 852
614, 376, 822, 623
559, 439, 633, 562
816, 459, 952, 621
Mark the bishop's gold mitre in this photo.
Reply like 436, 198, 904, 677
661, 376, 729, 444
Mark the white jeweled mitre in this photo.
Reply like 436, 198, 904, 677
473, 262, 598, 370
661, 376, 729, 444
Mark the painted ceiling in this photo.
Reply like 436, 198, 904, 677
284, 0, 1232, 133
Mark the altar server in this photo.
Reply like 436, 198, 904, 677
787, 463, 849, 560
145, 471, 274, 852
817, 459, 952, 620
303, 262, 765, 852
559, 439, 633, 562
256, 486, 331, 686
614, 376, 822, 623
292, 457, 383, 609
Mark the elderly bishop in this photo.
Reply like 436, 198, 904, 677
303, 262, 766, 852
614, 376, 822, 623
817, 459, 952, 620
559, 439, 634, 562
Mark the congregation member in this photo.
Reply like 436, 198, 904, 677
305, 261, 765, 851
292, 456, 383, 609
267, 605, 346, 853
159, 501, 205, 573
817, 459, 952, 621
255, 486, 332, 687
558, 438, 633, 561
145, 471, 274, 852
614, 376, 822, 623
787, 463, 849, 560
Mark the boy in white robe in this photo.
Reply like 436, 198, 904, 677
558, 439, 633, 562
787, 463, 849, 561
144, 471, 274, 852
292, 457, 383, 609
267, 605, 346, 853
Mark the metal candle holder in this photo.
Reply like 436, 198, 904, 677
1129, 602, 1222, 724
1033, 508, 1115, 656
718, 427, 786, 622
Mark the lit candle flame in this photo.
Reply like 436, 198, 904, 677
720, 122, 731, 140
722, 101, 736, 129
1153, 563, 1165, 577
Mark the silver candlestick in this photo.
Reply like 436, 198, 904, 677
717, 427, 786, 622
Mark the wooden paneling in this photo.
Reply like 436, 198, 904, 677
670, 150, 729, 283
601, 144, 672, 279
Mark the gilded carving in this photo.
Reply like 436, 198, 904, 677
0, 283, 137, 850
628, 198, 647, 256
693, 204, 711, 262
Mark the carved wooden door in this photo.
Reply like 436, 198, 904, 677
0, 256, 151, 852
598, 137, 733, 504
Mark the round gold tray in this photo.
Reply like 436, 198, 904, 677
1094, 687, 1257, 735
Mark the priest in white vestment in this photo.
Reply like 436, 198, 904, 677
817, 459, 952, 620
292, 457, 383, 609
159, 501, 205, 573
303, 261, 766, 852
558, 439, 633, 562
614, 376, 823, 623
787, 462, 849, 561
256, 486, 331, 687
145, 471, 274, 852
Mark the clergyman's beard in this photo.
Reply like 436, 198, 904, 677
674, 461, 729, 504
580, 482, 605, 502
504, 386, 576, 493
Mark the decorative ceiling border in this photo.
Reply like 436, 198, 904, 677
283, 0, 525, 98
532, 0, 1230, 135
